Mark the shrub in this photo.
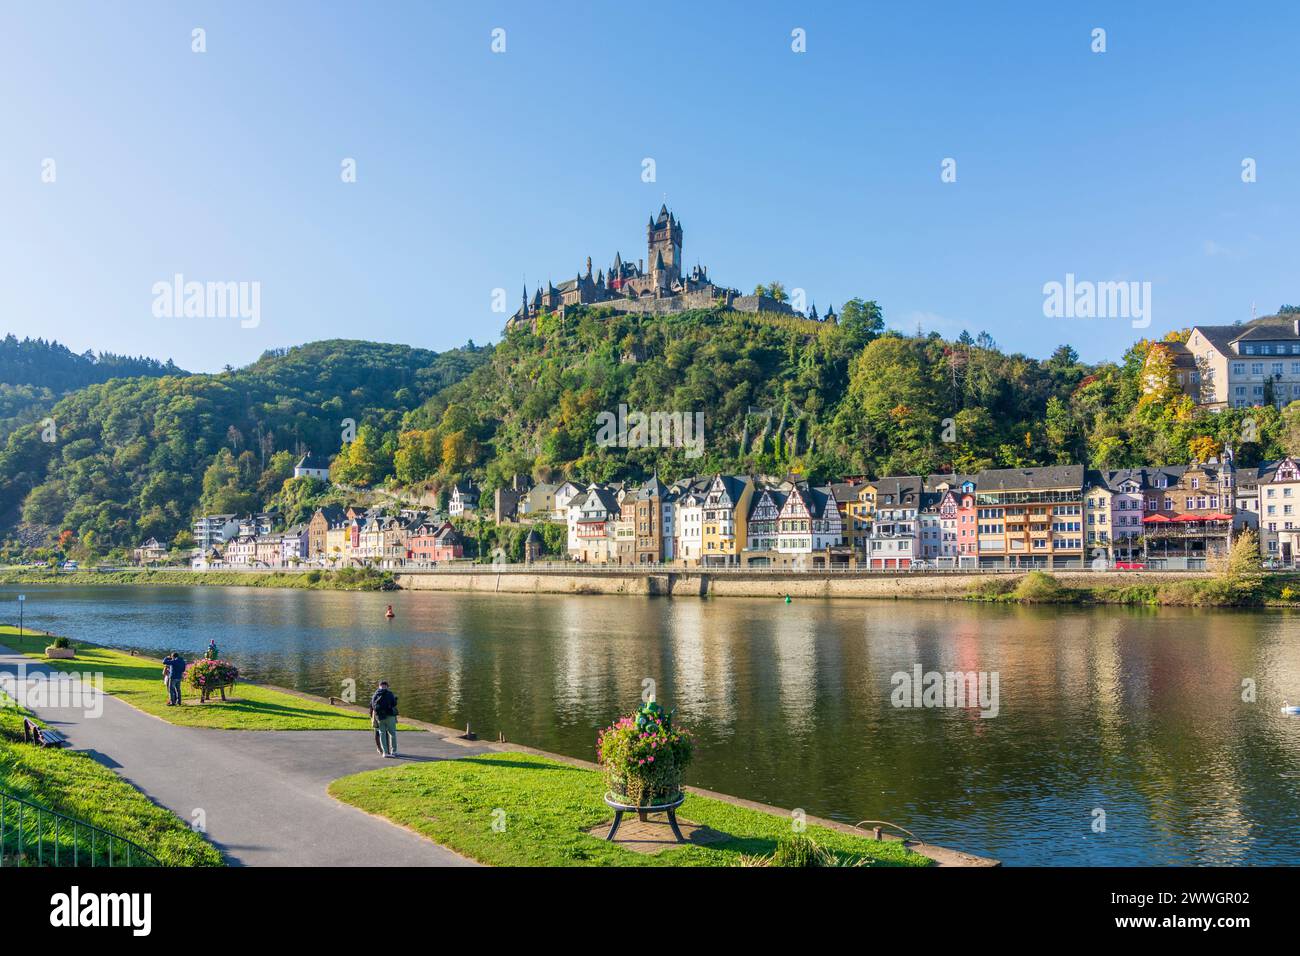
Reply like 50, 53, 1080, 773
51, 636, 71, 649
743, 833, 873, 868
1013, 571, 1062, 603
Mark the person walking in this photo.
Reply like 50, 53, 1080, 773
369, 680, 399, 757
162, 651, 187, 706
205, 639, 219, 660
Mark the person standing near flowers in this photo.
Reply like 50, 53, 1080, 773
205, 639, 219, 660
162, 651, 186, 707
369, 680, 399, 757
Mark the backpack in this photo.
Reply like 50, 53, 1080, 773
372, 689, 396, 719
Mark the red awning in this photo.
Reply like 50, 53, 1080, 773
1171, 513, 1203, 522
1142, 514, 1172, 523
1205, 512, 1235, 521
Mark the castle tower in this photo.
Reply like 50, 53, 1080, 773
646, 204, 682, 282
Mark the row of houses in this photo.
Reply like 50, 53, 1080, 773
553, 453, 1300, 570
171, 452, 1300, 572
186, 505, 475, 569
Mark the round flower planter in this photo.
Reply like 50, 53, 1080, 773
198, 680, 236, 703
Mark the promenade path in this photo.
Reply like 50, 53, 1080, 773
0, 645, 483, 866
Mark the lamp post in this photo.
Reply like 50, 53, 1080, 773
18, 593, 24, 640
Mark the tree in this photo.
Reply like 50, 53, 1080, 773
1221, 527, 1264, 598
1188, 435, 1221, 462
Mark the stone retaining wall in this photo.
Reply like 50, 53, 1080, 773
394, 569, 1209, 599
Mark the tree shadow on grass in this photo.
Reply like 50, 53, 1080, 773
462, 755, 587, 773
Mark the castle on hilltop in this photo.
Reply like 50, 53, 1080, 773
506, 205, 837, 330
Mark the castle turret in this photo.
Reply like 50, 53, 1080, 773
647, 205, 683, 282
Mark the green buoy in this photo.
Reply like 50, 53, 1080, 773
785, 594, 792, 604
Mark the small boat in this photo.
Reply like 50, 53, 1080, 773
1282, 701, 1300, 715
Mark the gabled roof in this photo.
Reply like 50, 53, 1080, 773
870, 476, 923, 504
973, 465, 1084, 491
295, 452, 331, 471
1193, 314, 1300, 355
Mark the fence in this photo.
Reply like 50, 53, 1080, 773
0, 788, 161, 867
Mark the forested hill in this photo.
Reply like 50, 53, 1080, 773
5, 305, 1299, 561
375, 304, 1296, 494
0, 339, 489, 552
0, 335, 185, 440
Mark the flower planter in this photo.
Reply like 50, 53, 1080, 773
44, 647, 76, 660
597, 700, 694, 812
605, 761, 685, 808
188, 659, 239, 703
198, 681, 236, 703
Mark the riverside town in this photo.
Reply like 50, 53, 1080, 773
2, 1, 1290, 942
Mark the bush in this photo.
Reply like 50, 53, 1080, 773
1013, 571, 1062, 603
742, 833, 873, 868
51, 636, 71, 649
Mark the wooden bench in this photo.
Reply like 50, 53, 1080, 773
22, 717, 68, 749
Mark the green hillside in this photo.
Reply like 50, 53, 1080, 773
0, 339, 489, 555
4, 304, 1300, 562
381, 304, 1298, 494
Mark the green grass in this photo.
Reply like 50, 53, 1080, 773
0, 626, 406, 731
0, 567, 395, 590
965, 571, 1300, 608
328, 752, 930, 867
0, 694, 223, 866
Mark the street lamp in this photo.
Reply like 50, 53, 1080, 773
17, 593, 25, 641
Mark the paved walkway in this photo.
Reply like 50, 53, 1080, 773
0, 646, 484, 866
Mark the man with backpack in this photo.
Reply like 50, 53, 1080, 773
369, 680, 399, 757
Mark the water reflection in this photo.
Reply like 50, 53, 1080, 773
4, 584, 1298, 866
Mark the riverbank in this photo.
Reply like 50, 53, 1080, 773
0, 626, 407, 730
1, 631, 985, 867
395, 566, 1300, 608
8, 565, 1299, 607
0, 567, 395, 590
329, 751, 931, 867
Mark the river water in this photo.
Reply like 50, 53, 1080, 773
5, 583, 1299, 865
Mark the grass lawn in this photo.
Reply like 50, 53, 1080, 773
0, 626, 407, 731
328, 752, 930, 867
0, 694, 222, 866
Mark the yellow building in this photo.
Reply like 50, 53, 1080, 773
700, 474, 754, 566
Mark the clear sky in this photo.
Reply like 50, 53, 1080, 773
3, 1, 1298, 373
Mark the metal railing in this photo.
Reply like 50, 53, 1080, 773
0, 788, 161, 867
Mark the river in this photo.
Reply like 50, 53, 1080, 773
5, 583, 1299, 865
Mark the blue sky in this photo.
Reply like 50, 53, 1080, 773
3, 1, 1298, 372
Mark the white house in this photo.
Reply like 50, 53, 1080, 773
554, 481, 584, 520
293, 452, 331, 481
449, 483, 479, 517
675, 490, 705, 565
192, 514, 239, 551
867, 477, 922, 569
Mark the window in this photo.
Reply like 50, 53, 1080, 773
1252, 363, 1264, 375
1232, 362, 1246, 375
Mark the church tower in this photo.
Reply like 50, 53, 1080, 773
646, 205, 683, 282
